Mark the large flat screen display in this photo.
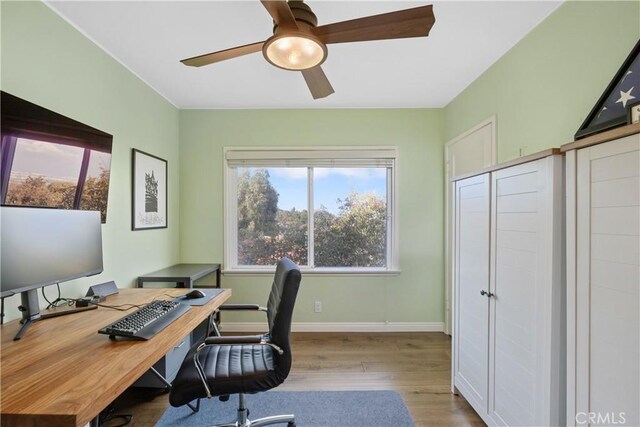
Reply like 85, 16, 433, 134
0, 206, 104, 298
1, 91, 113, 222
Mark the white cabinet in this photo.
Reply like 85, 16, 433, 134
453, 173, 491, 413
453, 151, 565, 426
566, 133, 640, 426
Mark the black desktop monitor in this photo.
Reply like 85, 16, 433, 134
1, 206, 104, 339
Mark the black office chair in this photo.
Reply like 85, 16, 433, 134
169, 258, 301, 427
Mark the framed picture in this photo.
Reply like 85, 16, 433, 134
629, 101, 640, 124
132, 149, 167, 230
575, 39, 640, 140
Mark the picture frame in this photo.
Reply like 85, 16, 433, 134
132, 149, 167, 230
575, 39, 640, 140
628, 100, 640, 125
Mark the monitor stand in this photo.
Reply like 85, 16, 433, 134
14, 289, 97, 341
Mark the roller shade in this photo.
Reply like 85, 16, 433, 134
225, 147, 396, 168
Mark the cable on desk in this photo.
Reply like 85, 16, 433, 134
78, 300, 142, 311
94, 303, 141, 311
99, 295, 183, 311
42, 284, 74, 309
72, 295, 180, 312
162, 293, 184, 300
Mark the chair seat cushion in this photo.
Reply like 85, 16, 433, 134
169, 343, 283, 407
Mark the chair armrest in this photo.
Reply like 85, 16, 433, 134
208, 306, 268, 338
198, 335, 283, 355
204, 335, 263, 345
218, 304, 267, 312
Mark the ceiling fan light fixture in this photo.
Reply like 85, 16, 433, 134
263, 32, 327, 71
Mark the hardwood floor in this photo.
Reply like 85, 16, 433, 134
106, 332, 484, 426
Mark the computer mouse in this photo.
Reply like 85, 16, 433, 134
184, 289, 205, 299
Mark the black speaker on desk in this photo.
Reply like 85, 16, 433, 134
86, 281, 119, 300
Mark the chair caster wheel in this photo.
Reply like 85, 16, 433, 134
287, 423, 296, 427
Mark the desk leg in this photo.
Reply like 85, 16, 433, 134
215, 269, 221, 325
148, 366, 172, 392
209, 312, 221, 337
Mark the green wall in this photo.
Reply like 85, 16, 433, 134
179, 109, 445, 324
2, 0, 637, 327
445, 1, 640, 162
1, 1, 180, 321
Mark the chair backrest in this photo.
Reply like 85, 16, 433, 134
266, 258, 301, 379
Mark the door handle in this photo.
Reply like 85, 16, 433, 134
480, 290, 494, 298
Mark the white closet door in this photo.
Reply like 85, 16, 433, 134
453, 174, 491, 416
575, 135, 640, 426
488, 158, 559, 426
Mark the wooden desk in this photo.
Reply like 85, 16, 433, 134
137, 263, 221, 289
0, 287, 231, 427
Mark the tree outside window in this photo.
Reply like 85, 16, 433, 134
233, 165, 390, 270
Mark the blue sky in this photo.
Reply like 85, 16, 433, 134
11, 138, 111, 182
260, 167, 387, 214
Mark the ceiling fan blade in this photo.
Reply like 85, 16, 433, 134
311, 5, 435, 44
261, 0, 298, 30
301, 66, 334, 99
181, 41, 265, 67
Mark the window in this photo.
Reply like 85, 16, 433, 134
225, 147, 398, 273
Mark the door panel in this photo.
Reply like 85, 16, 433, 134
576, 136, 640, 427
489, 162, 543, 426
453, 174, 491, 415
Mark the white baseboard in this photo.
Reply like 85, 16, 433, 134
220, 322, 444, 333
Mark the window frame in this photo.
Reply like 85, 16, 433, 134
223, 146, 399, 275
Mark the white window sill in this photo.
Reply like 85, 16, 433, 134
222, 268, 401, 277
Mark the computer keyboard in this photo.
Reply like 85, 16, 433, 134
98, 300, 191, 340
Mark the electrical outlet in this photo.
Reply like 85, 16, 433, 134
314, 301, 322, 313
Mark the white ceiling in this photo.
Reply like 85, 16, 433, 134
46, 1, 561, 109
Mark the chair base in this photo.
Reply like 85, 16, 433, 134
213, 393, 295, 427
215, 414, 295, 427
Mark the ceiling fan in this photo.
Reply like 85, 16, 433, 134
180, 0, 436, 99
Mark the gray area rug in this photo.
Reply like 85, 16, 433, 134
156, 390, 414, 427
